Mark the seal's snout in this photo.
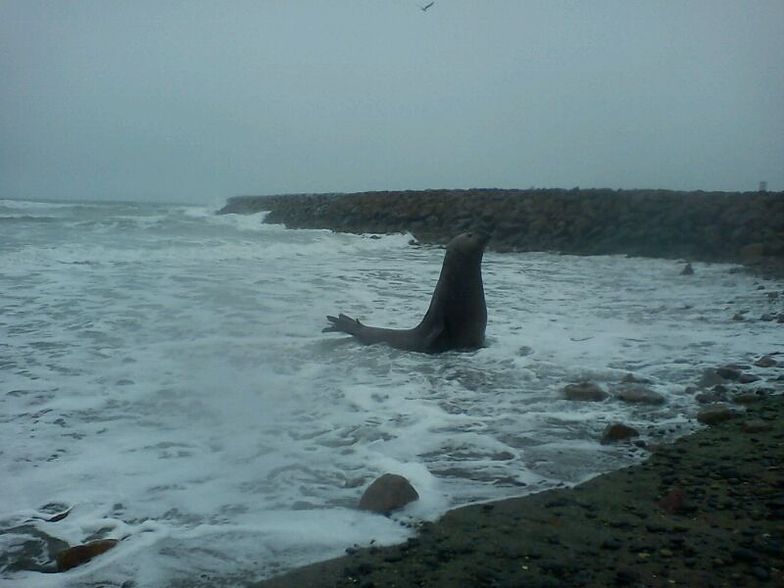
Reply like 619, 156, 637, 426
457, 230, 490, 254
469, 231, 491, 248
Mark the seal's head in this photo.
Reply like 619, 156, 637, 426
446, 231, 490, 260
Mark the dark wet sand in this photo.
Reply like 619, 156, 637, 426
254, 394, 783, 587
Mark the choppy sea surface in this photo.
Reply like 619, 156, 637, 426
1, 198, 781, 587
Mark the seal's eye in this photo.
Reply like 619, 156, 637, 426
467, 232, 473, 238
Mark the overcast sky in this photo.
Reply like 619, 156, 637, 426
1, 1, 782, 203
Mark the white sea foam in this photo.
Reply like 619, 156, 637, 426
1, 200, 781, 586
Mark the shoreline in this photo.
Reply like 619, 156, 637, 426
254, 393, 783, 587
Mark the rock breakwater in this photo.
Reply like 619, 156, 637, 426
219, 189, 783, 266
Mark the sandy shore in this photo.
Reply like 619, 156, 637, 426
254, 392, 783, 587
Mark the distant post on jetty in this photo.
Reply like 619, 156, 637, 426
758, 181, 767, 192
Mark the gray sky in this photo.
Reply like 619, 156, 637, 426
1, 1, 782, 203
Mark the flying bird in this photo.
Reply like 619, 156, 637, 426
420, 2, 435, 12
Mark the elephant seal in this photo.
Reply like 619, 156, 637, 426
323, 231, 489, 353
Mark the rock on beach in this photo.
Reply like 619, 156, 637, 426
697, 405, 737, 425
614, 384, 666, 405
563, 381, 608, 401
600, 423, 640, 444
755, 355, 778, 368
357, 474, 419, 514
56, 539, 119, 572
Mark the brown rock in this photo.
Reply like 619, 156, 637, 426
600, 423, 640, 444
358, 474, 419, 514
658, 487, 688, 515
563, 381, 608, 402
754, 355, 778, 368
56, 539, 118, 571
741, 419, 773, 433
696, 405, 737, 426
615, 385, 666, 405
716, 366, 742, 380
698, 369, 725, 388
621, 373, 651, 384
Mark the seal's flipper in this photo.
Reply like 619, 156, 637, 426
323, 313, 363, 334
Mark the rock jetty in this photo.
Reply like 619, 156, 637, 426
218, 189, 783, 268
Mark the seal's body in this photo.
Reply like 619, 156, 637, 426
324, 232, 489, 353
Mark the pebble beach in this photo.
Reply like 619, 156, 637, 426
256, 391, 783, 587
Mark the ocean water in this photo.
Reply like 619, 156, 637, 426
1, 198, 781, 587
